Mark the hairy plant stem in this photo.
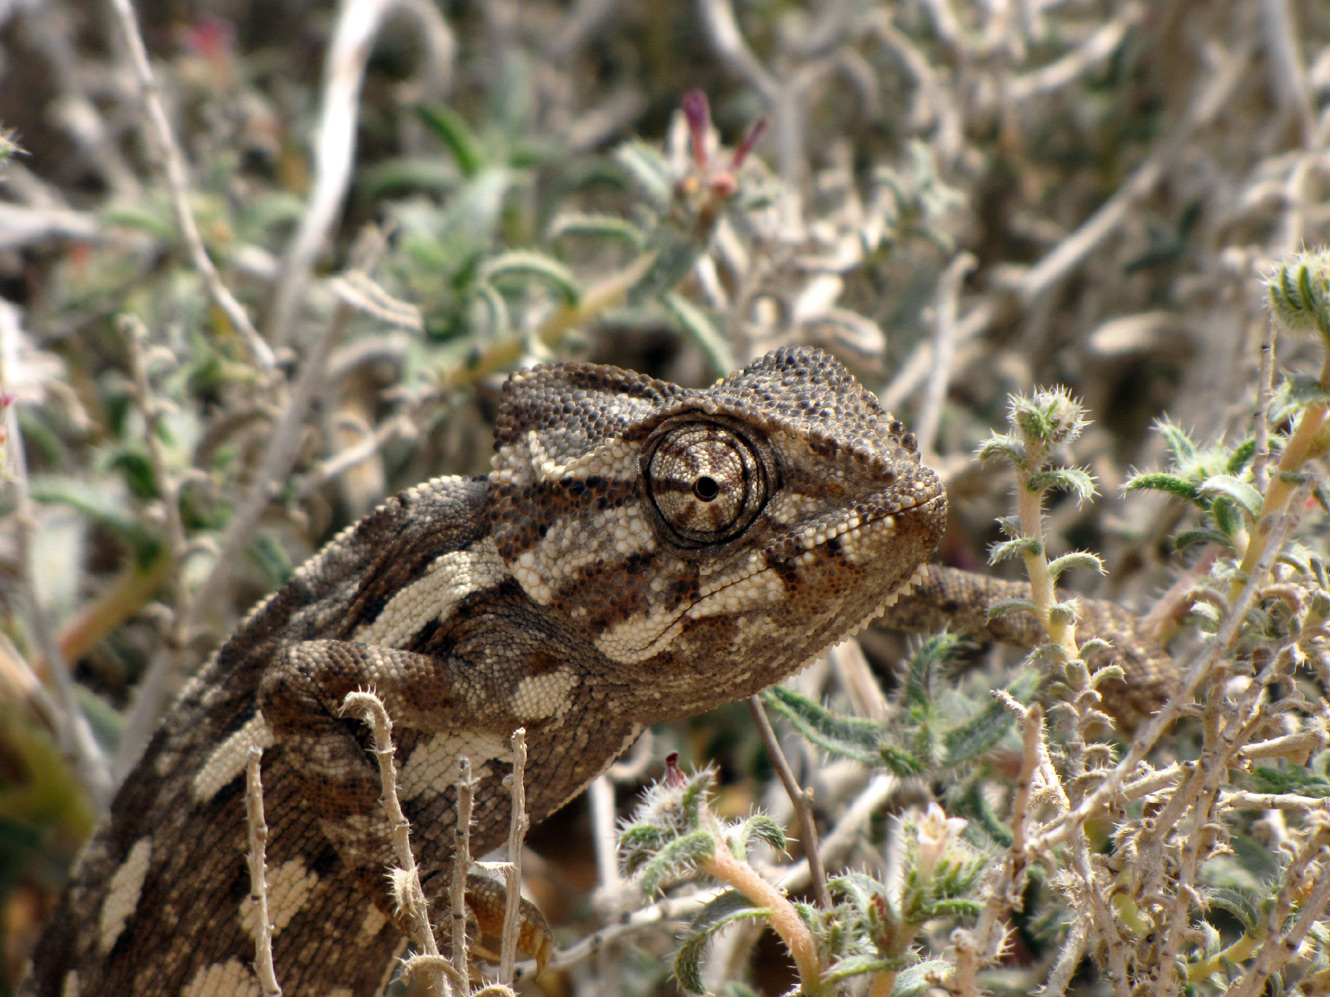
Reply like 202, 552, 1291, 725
703, 843, 822, 995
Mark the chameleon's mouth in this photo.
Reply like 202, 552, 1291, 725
593, 490, 945, 664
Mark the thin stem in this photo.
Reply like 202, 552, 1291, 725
703, 842, 822, 994
748, 694, 831, 909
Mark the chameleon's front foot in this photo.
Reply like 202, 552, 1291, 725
460, 873, 555, 974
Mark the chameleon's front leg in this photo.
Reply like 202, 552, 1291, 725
258, 639, 561, 969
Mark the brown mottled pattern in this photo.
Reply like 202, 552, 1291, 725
23, 347, 947, 997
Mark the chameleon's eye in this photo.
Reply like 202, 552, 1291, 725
646, 422, 767, 545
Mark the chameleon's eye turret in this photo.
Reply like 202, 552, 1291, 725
643, 419, 769, 547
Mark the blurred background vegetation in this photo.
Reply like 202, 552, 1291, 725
1, 0, 1329, 994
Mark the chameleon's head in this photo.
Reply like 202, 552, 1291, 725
490, 346, 947, 720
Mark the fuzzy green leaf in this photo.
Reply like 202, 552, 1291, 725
639, 830, 715, 897
986, 598, 1040, 621
736, 814, 787, 857
824, 954, 913, 983
940, 670, 1037, 767
888, 960, 952, 996
762, 686, 883, 764
1174, 528, 1235, 552
415, 104, 484, 177
988, 536, 1043, 564
953, 779, 1014, 847
901, 633, 961, 708
675, 896, 768, 994
1247, 766, 1330, 797
1156, 420, 1197, 464
481, 249, 581, 304
613, 139, 672, 208
619, 824, 669, 873
1048, 600, 1078, 626
1047, 551, 1106, 583
1088, 664, 1126, 688
1204, 887, 1261, 933
1027, 467, 1097, 503
1226, 438, 1257, 474
867, 744, 922, 776
663, 293, 737, 374
1197, 475, 1263, 517
915, 898, 983, 919
1125, 472, 1202, 503
975, 433, 1025, 465
546, 211, 646, 249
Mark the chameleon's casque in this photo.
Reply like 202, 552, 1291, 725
23, 346, 946, 997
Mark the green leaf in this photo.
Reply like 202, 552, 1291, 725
1197, 475, 1263, 517
901, 633, 961, 708
975, 433, 1025, 465
662, 293, 736, 375
889, 959, 952, 996
824, 953, 913, 983
1047, 551, 1106, 583
639, 830, 716, 897
1204, 887, 1261, 933
1027, 467, 1098, 503
986, 598, 1039, 621
988, 536, 1042, 564
1248, 766, 1330, 797
546, 211, 645, 250
473, 281, 510, 336
619, 824, 669, 873
1125, 472, 1202, 504
940, 670, 1037, 767
914, 898, 983, 919
613, 139, 672, 208
416, 104, 484, 177
675, 894, 768, 994
736, 815, 787, 856
762, 686, 883, 764
481, 249, 581, 304
1226, 438, 1257, 474
878, 744, 928, 777
1157, 420, 1197, 463
953, 779, 1014, 847
1175, 528, 1234, 552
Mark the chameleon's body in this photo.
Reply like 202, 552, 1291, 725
23, 347, 948, 996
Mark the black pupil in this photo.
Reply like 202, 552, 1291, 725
693, 476, 720, 501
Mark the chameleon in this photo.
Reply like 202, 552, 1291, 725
21, 345, 953, 996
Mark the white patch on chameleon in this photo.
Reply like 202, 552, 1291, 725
180, 958, 262, 997
595, 565, 786, 663
525, 429, 643, 484
191, 712, 274, 802
396, 731, 509, 800
511, 667, 578, 720
528, 502, 656, 590
354, 536, 508, 647
97, 835, 152, 955
360, 904, 389, 941
241, 858, 320, 939
60, 971, 79, 997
